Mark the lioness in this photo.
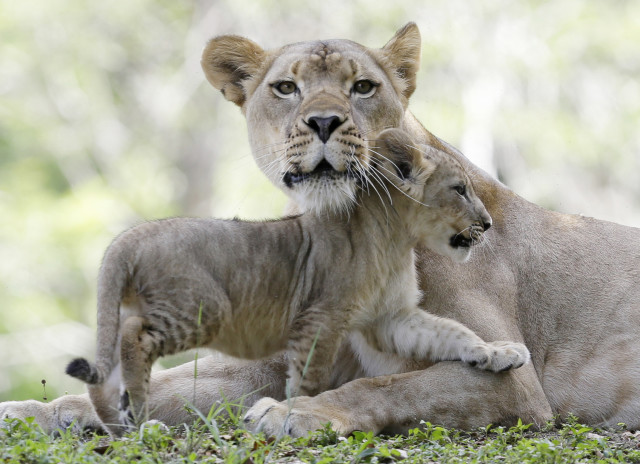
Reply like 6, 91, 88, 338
2, 23, 640, 437
65, 128, 529, 436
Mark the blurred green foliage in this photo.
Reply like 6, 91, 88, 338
0, 0, 638, 402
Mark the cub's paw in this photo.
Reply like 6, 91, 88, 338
243, 397, 347, 438
463, 341, 530, 372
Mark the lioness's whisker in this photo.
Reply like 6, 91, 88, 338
365, 148, 405, 179
261, 157, 285, 171
262, 163, 287, 182
364, 161, 393, 205
361, 125, 394, 137
253, 148, 288, 161
254, 140, 289, 152
367, 158, 432, 209
353, 158, 390, 219
349, 147, 373, 193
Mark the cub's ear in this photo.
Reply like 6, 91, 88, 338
376, 128, 434, 184
378, 23, 421, 101
201, 35, 266, 107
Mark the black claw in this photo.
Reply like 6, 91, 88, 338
499, 364, 514, 372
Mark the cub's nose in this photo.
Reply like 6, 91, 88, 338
305, 116, 343, 143
483, 218, 492, 231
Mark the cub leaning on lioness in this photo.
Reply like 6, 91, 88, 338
66, 128, 529, 436
8, 23, 639, 438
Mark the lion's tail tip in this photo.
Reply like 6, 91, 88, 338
65, 358, 103, 385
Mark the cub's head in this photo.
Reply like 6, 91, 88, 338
376, 129, 492, 263
201, 24, 421, 213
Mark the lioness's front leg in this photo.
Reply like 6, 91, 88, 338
140, 354, 289, 425
244, 361, 553, 438
0, 394, 104, 435
375, 309, 530, 372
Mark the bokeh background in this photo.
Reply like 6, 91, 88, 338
1, 0, 639, 402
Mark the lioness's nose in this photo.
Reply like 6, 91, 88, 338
305, 116, 343, 143
483, 218, 492, 231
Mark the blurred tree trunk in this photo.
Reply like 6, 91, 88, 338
177, 136, 216, 216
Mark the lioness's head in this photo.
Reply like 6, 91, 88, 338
375, 128, 492, 263
202, 24, 421, 213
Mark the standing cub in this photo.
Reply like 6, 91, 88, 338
66, 129, 529, 436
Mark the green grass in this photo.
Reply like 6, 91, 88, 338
3, 413, 640, 463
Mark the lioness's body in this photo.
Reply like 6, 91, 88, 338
2, 23, 639, 436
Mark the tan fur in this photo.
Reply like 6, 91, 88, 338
3, 23, 640, 437
64, 128, 528, 436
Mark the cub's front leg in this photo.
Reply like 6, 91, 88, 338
466, 340, 531, 372
373, 309, 530, 372
287, 308, 348, 397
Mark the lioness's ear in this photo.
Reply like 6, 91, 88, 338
201, 35, 266, 107
377, 128, 433, 183
379, 23, 421, 100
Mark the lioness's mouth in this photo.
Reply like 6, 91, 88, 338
283, 159, 349, 188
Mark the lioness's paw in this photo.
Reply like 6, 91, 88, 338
0, 400, 66, 434
464, 341, 530, 372
243, 397, 346, 438
1, 397, 106, 436
0, 400, 53, 432
140, 419, 170, 434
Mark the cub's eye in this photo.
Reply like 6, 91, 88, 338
273, 81, 297, 96
352, 80, 376, 96
453, 184, 467, 196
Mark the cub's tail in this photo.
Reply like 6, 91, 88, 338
65, 358, 102, 384
65, 235, 132, 385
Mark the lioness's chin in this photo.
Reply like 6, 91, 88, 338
287, 178, 358, 215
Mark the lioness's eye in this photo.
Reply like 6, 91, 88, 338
273, 81, 297, 96
454, 184, 467, 196
353, 80, 376, 96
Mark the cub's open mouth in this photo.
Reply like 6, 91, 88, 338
283, 159, 348, 188
450, 234, 472, 248
449, 233, 485, 248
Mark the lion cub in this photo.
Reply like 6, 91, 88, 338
67, 129, 529, 436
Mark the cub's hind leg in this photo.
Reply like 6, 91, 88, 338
119, 316, 162, 429
118, 281, 229, 430
87, 374, 124, 436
